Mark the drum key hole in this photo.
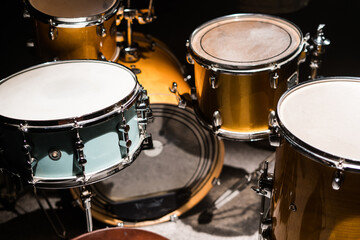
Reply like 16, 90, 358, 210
48, 149, 61, 161
289, 203, 297, 212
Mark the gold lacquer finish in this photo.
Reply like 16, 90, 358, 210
194, 61, 295, 135
271, 141, 360, 240
33, 16, 118, 61
118, 33, 190, 105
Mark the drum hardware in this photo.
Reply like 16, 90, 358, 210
169, 82, 187, 109
48, 19, 58, 41
79, 186, 94, 233
198, 152, 275, 224
251, 160, 274, 240
269, 66, 279, 89
308, 24, 330, 79
117, 0, 156, 62
33, 187, 67, 239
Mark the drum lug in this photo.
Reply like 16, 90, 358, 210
287, 72, 298, 89
268, 111, 281, 147
169, 82, 187, 109
212, 111, 222, 131
74, 131, 87, 168
185, 41, 194, 65
269, 68, 279, 89
332, 169, 344, 190
96, 16, 107, 37
48, 19, 58, 41
170, 214, 178, 222
209, 75, 219, 89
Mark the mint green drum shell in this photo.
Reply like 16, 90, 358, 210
0, 60, 147, 189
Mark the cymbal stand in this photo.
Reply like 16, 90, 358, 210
199, 152, 275, 223
118, 0, 156, 62
80, 186, 93, 233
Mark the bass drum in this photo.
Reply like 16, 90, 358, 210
71, 33, 224, 226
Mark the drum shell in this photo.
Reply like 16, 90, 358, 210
0, 104, 140, 188
31, 15, 117, 61
271, 140, 360, 239
194, 59, 297, 136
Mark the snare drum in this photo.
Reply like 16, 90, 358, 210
270, 77, 360, 239
25, 0, 121, 61
0, 60, 151, 189
71, 33, 224, 226
187, 14, 306, 141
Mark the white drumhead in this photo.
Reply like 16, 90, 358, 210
190, 14, 302, 68
0, 61, 136, 121
278, 78, 360, 161
29, 0, 117, 18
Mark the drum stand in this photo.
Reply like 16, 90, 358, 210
79, 186, 93, 233
199, 152, 275, 223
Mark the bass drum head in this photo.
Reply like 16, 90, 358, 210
77, 104, 223, 226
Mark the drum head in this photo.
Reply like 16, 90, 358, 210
0, 60, 137, 124
190, 14, 302, 69
28, 0, 117, 18
72, 228, 168, 240
278, 77, 360, 162
75, 104, 223, 225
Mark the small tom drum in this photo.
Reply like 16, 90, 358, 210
0, 60, 151, 188
187, 13, 306, 140
271, 77, 360, 239
25, 0, 121, 61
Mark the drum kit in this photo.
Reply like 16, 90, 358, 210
0, 0, 359, 239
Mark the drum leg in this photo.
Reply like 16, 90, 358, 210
80, 186, 93, 232
33, 187, 67, 239
199, 152, 275, 224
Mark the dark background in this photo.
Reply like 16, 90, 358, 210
1, 0, 360, 80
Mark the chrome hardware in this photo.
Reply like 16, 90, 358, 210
269, 66, 279, 89
26, 39, 34, 48
169, 82, 187, 108
96, 16, 107, 37
212, 178, 221, 186
309, 24, 330, 80
212, 111, 222, 130
75, 131, 87, 168
23, 9, 30, 19
190, 87, 197, 100
130, 65, 141, 74
98, 52, 106, 60
268, 111, 281, 147
137, 88, 153, 124
48, 19, 58, 41
170, 214, 178, 222
287, 72, 298, 89
48, 149, 61, 161
209, 72, 219, 89
332, 169, 344, 190
80, 187, 93, 232
251, 161, 273, 199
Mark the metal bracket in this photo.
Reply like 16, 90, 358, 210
48, 19, 58, 41
169, 82, 187, 109
269, 65, 279, 89
96, 16, 107, 37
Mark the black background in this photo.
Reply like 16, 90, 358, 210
1, 0, 360, 80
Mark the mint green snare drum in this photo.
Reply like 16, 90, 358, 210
0, 60, 151, 189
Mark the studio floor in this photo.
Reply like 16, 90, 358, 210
1, 0, 360, 239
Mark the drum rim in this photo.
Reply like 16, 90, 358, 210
0, 60, 140, 131
70, 104, 225, 226
25, 0, 120, 27
276, 77, 360, 172
188, 13, 304, 73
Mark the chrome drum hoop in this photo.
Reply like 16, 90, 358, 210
24, 0, 121, 28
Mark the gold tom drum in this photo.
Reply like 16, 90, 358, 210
71, 33, 224, 226
25, 0, 120, 61
270, 77, 360, 239
187, 13, 306, 141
